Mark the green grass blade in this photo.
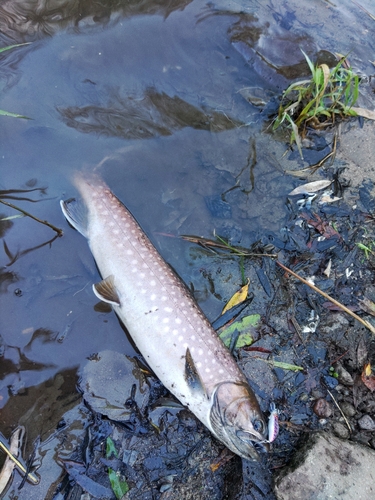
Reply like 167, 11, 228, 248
0, 43, 31, 53
0, 109, 30, 119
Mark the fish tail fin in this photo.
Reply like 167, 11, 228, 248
60, 198, 88, 237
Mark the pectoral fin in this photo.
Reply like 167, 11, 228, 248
60, 199, 88, 237
93, 275, 120, 306
185, 348, 206, 397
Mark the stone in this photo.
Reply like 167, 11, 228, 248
358, 415, 375, 431
340, 402, 356, 417
274, 432, 375, 500
313, 398, 333, 418
335, 362, 354, 386
332, 422, 350, 439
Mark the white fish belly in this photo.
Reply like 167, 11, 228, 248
75, 176, 247, 429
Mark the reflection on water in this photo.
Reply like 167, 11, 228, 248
59, 87, 243, 139
0, 0, 192, 42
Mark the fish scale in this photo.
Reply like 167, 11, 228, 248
61, 173, 268, 460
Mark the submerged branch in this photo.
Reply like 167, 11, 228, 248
0, 199, 63, 236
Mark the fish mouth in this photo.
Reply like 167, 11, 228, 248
236, 430, 270, 458
209, 382, 269, 461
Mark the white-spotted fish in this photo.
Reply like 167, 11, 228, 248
61, 173, 268, 460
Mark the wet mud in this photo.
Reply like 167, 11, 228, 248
1, 0, 375, 498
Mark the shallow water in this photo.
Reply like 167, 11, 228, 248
1, 0, 375, 497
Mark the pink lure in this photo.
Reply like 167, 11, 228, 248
268, 402, 279, 443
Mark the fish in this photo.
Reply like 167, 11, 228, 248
60, 173, 268, 460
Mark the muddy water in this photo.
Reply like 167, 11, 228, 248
1, 0, 375, 498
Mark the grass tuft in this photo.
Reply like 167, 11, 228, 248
273, 51, 360, 158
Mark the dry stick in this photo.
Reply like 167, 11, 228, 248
276, 261, 375, 335
0, 199, 63, 236
326, 388, 352, 433
0, 441, 38, 484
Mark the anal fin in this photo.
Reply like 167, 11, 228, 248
93, 275, 120, 306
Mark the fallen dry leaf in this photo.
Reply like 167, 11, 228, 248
358, 297, 375, 317
0, 428, 22, 494
288, 179, 332, 196
221, 280, 249, 315
361, 363, 375, 392
351, 107, 375, 120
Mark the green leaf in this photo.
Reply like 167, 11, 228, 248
262, 359, 304, 371
0, 109, 30, 119
108, 468, 129, 499
106, 437, 118, 459
301, 50, 315, 77
219, 314, 260, 348
0, 43, 31, 54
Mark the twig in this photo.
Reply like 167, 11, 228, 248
0, 439, 38, 484
182, 234, 278, 258
0, 199, 63, 236
276, 261, 375, 335
326, 388, 352, 433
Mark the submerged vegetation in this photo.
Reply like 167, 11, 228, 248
273, 51, 360, 157
0, 43, 30, 118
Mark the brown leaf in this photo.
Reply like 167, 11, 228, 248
358, 297, 375, 317
357, 337, 368, 368
361, 363, 375, 392
351, 106, 375, 120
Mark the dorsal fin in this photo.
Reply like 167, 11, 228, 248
93, 275, 120, 306
185, 348, 206, 397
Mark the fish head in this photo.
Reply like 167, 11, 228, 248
210, 381, 269, 461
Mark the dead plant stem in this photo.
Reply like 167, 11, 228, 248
276, 261, 375, 335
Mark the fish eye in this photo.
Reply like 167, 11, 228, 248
253, 419, 264, 433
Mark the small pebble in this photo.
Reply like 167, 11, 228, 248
323, 375, 338, 389
334, 362, 354, 386
358, 415, 375, 431
313, 398, 333, 418
332, 422, 350, 439
340, 402, 356, 417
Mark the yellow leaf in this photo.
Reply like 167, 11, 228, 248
221, 280, 249, 315
365, 363, 372, 377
